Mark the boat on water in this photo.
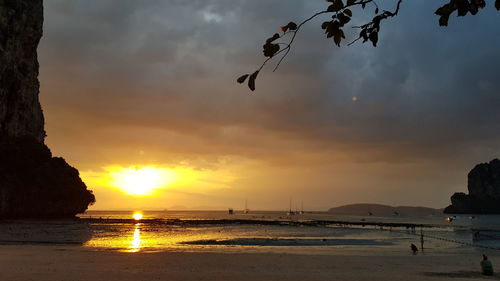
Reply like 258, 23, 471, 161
243, 199, 249, 214
287, 197, 295, 216
228, 208, 234, 215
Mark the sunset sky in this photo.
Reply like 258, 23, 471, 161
38, 1, 500, 210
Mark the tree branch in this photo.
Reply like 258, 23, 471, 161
238, 0, 498, 91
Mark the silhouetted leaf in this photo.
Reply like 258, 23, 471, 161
456, 0, 470, 16
360, 28, 368, 41
331, 0, 344, 12
339, 14, 351, 25
375, 7, 379, 14
435, 3, 455, 16
333, 28, 345, 47
496, 0, 500, 10
287, 22, 298, 30
266, 33, 280, 44
263, 42, 280, 57
326, 0, 344, 12
470, 3, 479, 15
369, 31, 378, 47
237, 74, 249, 84
334, 34, 342, 46
344, 8, 352, 17
248, 71, 259, 91
439, 14, 450, 26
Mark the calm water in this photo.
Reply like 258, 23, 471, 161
1, 210, 500, 255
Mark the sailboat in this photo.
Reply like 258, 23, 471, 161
287, 197, 295, 216
299, 201, 305, 215
244, 199, 249, 214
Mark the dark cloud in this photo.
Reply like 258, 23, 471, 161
38, 0, 500, 208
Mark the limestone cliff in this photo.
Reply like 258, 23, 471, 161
444, 159, 500, 214
0, 0, 45, 142
0, 137, 95, 218
0, 0, 95, 218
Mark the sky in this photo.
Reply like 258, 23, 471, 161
38, 0, 500, 211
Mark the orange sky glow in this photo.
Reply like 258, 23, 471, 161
37, 1, 500, 210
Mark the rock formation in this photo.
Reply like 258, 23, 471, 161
0, 0, 45, 141
0, 0, 95, 218
444, 159, 500, 214
0, 137, 95, 218
328, 203, 442, 216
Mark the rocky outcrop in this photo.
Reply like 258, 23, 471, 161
0, 0, 95, 218
444, 159, 500, 214
0, 137, 95, 218
0, 0, 45, 141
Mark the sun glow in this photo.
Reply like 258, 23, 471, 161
133, 212, 143, 220
109, 166, 175, 196
80, 163, 239, 209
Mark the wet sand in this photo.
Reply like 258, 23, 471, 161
1, 245, 499, 281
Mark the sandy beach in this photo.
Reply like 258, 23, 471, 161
2, 213, 500, 281
1, 245, 499, 281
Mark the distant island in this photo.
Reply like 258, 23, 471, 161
444, 159, 500, 214
328, 204, 442, 216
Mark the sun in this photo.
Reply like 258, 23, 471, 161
109, 166, 175, 196
133, 212, 143, 220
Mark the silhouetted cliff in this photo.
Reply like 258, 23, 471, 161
0, 0, 45, 141
0, 0, 95, 218
444, 159, 500, 214
0, 137, 95, 218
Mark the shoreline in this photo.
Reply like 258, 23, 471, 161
1, 244, 499, 281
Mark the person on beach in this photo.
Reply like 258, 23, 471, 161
410, 244, 418, 255
473, 231, 480, 241
480, 254, 494, 276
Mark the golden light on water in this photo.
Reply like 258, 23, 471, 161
84, 214, 226, 252
130, 223, 142, 252
108, 166, 175, 196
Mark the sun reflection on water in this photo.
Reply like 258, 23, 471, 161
84, 216, 226, 252
129, 223, 142, 253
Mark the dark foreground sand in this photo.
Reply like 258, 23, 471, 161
1, 245, 499, 281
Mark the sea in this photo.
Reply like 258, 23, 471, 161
1, 210, 500, 256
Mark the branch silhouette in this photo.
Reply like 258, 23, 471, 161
237, 0, 500, 91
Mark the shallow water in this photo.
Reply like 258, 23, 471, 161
1, 211, 500, 255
